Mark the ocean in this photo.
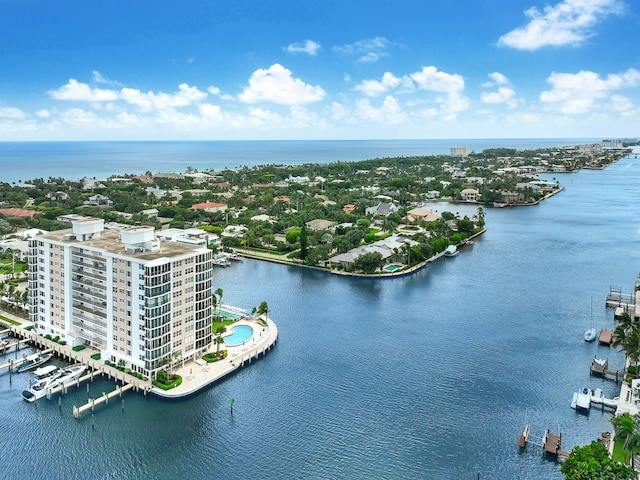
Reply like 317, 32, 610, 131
0, 138, 600, 184
0, 140, 637, 479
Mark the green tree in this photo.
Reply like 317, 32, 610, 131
561, 441, 636, 480
214, 288, 224, 314
299, 225, 309, 260
353, 251, 383, 273
257, 301, 269, 320
613, 412, 640, 467
215, 325, 226, 357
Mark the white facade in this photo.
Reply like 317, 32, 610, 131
28, 219, 213, 377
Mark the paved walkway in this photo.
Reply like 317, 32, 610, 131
0, 307, 278, 402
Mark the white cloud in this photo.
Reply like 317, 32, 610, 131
540, 68, 640, 114
481, 87, 517, 104
120, 83, 207, 112
334, 37, 393, 63
498, 0, 625, 50
410, 66, 464, 94
482, 72, 509, 87
35, 109, 51, 118
49, 79, 119, 102
207, 86, 221, 96
355, 72, 412, 97
610, 94, 636, 115
480, 73, 520, 108
354, 96, 408, 125
92, 70, 122, 87
0, 106, 28, 119
284, 40, 321, 56
238, 64, 325, 105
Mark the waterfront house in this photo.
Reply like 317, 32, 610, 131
406, 208, 441, 223
460, 189, 480, 202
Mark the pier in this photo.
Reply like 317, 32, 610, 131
1, 312, 278, 408
542, 430, 569, 457
590, 357, 624, 382
72, 383, 135, 418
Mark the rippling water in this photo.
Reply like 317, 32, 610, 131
0, 138, 598, 184
1, 153, 640, 479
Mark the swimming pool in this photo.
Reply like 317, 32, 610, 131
223, 325, 254, 346
384, 264, 402, 272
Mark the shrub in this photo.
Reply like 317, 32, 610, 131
25, 325, 33, 331
44, 334, 52, 340
90, 353, 101, 361
72, 345, 86, 352
53, 335, 60, 342
628, 365, 637, 375
153, 374, 182, 390
124, 368, 131, 374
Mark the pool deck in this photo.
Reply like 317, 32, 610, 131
153, 317, 278, 399
0, 309, 278, 403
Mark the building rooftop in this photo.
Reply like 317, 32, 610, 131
41, 226, 204, 261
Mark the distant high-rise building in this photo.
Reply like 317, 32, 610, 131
450, 146, 468, 157
28, 218, 213, 378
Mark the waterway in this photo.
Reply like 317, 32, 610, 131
1, 149, 639, 479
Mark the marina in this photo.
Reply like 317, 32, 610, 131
0, 310, 278, 414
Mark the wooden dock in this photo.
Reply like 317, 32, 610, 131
590, 358, 624, 382
543, 430, 569, 457
598, 328, 613, 346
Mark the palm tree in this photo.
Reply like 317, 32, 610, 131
257, 301, 269, 321
215, 325, 226, 357
613, 412, 640, 466
622, 329, 640, 367
214, 288, 224, 315
613, 312, 635, 349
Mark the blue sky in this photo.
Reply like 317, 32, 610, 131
0, 0, 638, 141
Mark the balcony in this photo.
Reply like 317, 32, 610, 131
72, 302, 107, 320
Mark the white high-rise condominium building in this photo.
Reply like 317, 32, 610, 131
28, 217, 213, 378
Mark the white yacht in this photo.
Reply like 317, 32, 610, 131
33, 364, 59, 380
444, 245, 459, 257
17, 352, 53, 373
22, 364, 87, 402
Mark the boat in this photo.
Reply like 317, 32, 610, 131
17, 352, 53, 373
22, 364, 87, 402
33, 364, 60, 380
517, 424, 530, 448
584, 297, 596, 342
493, 201, 508, 208
444, 245, 459, 257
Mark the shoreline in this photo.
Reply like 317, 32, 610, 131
233, 228, 486, 279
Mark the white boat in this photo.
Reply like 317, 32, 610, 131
584, 327, 597, 342
33, 364, 60, 380
22, 364, 87, 402
17, 352, 53, 373
444, 245, 459, 257
584, 297, 596, 342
